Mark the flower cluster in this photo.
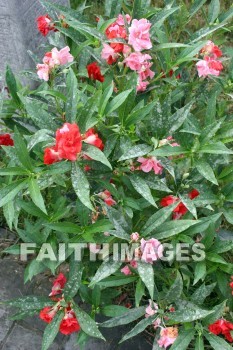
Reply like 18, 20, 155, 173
196, 41, 223, 78
137, 156, 163, 175
39, 273, 80, 335
44, 124, 104, 165
161, 189, 200, 220
0, 133, 14, 146
37, 46, 74, 81
208, 319, 233, 342
101, 15, 154, 91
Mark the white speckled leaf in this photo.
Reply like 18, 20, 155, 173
137, 261, 154, 299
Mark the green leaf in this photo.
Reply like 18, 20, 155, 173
100, 306, 146, 327
89, 260, 122, 287
208, 0, 220, 23
101, 305, 129, 317
154, 220, 200, 240
17, 200, 48, 220
206, 252, 227, 264
125, 101, 156, 127
170, 329, 195, 350
202, 300, 226, 325
204, 332, 232, 350
73, 305, 105, 340
219, 7, 233, 22
190, 0, 208, 17
200, 142, 233, 154
0, 180, 28, 208
27, 129, 54, 150
169, 102, 193, 134
99, 83, 114, 117
42, 311, 64, 350
71, 162, 94, 210
65, 68, 78, 123
119, 316, 154, 343
4, 296, 54, 310
97, 275, 137, 288
14, 127, 34, 171
195, 335, 205, 350
179, 195, 197, 219
63, 261, 83, 300
82, 144, 112, 169
165, 271, 183, 303
119, 144, 152, 161
105, 89, 132, 115
130, 175, 157, 207
168, 301, 214, 323
196, 160, 218, 185
191, 283, 216, 305
84, 219, 114, 235
44, 222, 82, 234
141, 203, 178, 235
28, 178, 47, 214
5, 65, 21, 105
150, 146, 188, 157
137, 261, 154, 299
135, 279, 145, 307
0, 167, 28, 176
193, 261, 206, 285
151, 7, 180, 29
176, 41, 207, 63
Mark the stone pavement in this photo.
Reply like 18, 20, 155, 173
0, 229, 152, 350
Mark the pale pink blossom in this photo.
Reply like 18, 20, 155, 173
101, 43, 119, 64
145, 299, 158, 317
153, 318, 161, 329
136, 79, 149, 92
36, 63, 50, 81
124, 52, 152, 71
157, 327, 178, 349
128, 19, 152, 52
121, 265, 132, 275
130, 232, 140, 241
139, 61, 155, 80
196, 56, 223, 77
51, 46, 74, 66
137, 156, 163, 175
116, 14, 131, 26
89, 244, 101, 254
140, 238, 164, 264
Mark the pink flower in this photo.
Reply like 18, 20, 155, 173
101, 43, 119, 65
51, 46, 74, 66
36, 63, 50, 81
89, 244, 101, 254
128, 19, 152, 52
196, 56, 223, 77
157, 327, 178, 349
153, 318, 161, 329
124, 52, 152, 71
145, 300, 158, 317
121, 265, 132, 275
136, 79, 149, 92
130, 232, 140, 241
116, 14, 131, 26
140, 238, 164, 264
137, 157, 163, 175
130, 260, 138, 268
200, 40, 222, 58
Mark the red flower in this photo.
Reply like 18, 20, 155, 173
160, 195, 178, 207
209, 319, 233, 343
99, 190, 116, 206
83, 128, 104, 150
44, 146, 61, 165
55, 123, 82, 161
49, 273, 67, 297
59, 311, 81, 335
0, 134, 14, 146
110, 43, 125, 53
87, 62, 105, 82
39, 306, 56, 323
37, 14, 55, 36
188, 189, 200, 199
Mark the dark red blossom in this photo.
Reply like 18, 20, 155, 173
59, 311, 81, 335
37, 14, 56, 36
49, 273, 67, 297
0, 134, 14, 146
87, 62, 105, 82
